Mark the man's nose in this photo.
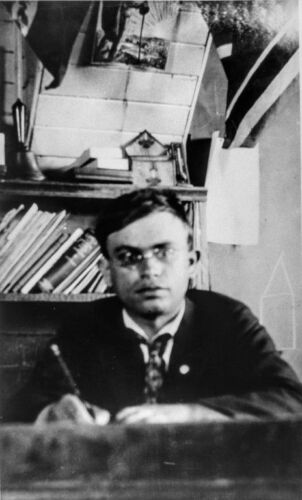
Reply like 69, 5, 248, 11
138, 253, 162, 276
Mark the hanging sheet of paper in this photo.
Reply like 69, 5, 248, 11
206, 132, 259, 245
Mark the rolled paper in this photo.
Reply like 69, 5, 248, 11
12, 98, 26, 149
0, 133, 5, 165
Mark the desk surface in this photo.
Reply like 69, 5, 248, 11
1, 418, 302, 500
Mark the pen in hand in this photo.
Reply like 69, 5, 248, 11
50, 343, 95, 420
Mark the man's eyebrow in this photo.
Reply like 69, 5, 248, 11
113, 242, 173, 253
113, 245, 140, 253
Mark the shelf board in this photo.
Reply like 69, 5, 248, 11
0, 293, 113, 303
0, 179, 207, 202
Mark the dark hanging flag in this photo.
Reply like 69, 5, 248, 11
199, 0, 299, 147
4, 1, 91, 89
94, 1, 126, 62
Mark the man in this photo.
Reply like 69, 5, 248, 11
6, 188, 302, 424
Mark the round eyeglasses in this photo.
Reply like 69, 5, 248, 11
112, 245, 184, 269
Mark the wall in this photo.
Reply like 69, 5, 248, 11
32, 2, 209, 168
0, 3, 211, 168
209, 77, 301, 364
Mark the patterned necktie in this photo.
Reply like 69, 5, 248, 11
143, 333, 172, 404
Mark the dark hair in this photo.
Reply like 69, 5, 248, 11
95, 188, 192, 258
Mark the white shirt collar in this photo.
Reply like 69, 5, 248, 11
122, 300, 186, 342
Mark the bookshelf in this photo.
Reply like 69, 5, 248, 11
0, 179, 207, 295
0, 292, 112, 303
0, 179, 206, 201
0, 178, 207, 419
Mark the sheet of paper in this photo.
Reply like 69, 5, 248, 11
206, 132, 259, 245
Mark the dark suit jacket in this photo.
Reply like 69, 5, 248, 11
5, 290, 302, 422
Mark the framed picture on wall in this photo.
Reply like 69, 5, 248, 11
91, 1, 179, 69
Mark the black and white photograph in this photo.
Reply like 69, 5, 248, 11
0, 1, 301, 498
92, 1, 171, 68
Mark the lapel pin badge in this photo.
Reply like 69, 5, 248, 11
179, 364, 190, 375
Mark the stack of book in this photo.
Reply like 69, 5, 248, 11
69, 147, 133, 184
0, 204, 108, 294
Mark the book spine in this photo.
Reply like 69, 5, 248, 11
71, 264, 100, 294
0, 211, 47, 287
92, 275, 108, 294
0, 204, 38, 258
75, 168, 132, 178
62, 253, 101, 294
37, 230, 99, 292
3, 203, 38, 243
20, 228, 84, 294
0, 211, 54, 292
12, 231, 70, 293
0, 215, 23, 252
52, 246, 100, 293
87, 270, 103, 293
3, 210, 68, 292
74, 174, 132, 184
0, 204, 24, 234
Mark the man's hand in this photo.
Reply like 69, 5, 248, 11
115, 404, 230, 424
35, 394, 110, 425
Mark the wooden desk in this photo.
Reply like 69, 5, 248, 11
1, 418, 302, 499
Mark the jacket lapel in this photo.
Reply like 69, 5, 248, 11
92, 301, 146, 411
168, 296, 210, 378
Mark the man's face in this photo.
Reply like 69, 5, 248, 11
106, 211, 197, 322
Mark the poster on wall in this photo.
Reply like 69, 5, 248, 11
92, 1, 179, 69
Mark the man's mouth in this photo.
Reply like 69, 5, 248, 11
135, 285, 166, 295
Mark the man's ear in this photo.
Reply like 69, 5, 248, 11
189, 249, 200, 265
188, 250, 200, 277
